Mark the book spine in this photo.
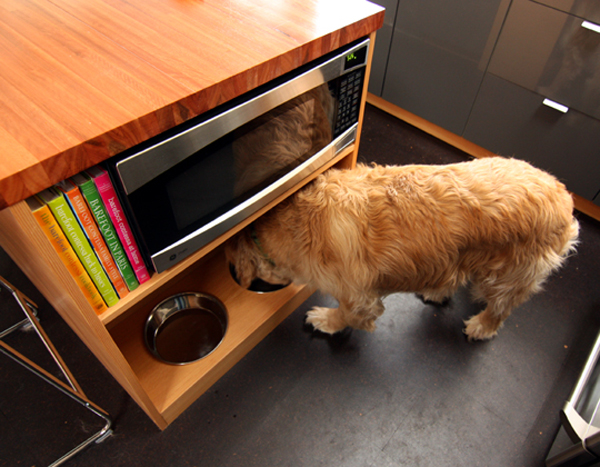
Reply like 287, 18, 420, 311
79, 179, 139, 292
47, 193, 120, 307
66, 186, 130, 299
92, 170, 151, 284
32, 203, 107, 314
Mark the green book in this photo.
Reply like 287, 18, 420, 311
71, 172, 139, 292
37, 187, 120, 307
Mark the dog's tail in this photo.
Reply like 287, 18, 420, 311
539, 215, 579, 288
561, 217, 580, 259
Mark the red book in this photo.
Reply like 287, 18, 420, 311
86, 165, 151, 284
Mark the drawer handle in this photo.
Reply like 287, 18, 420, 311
542, 98, 569, 113
582, 20, 600, 34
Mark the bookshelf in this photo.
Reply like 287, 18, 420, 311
0, 144, 359, 429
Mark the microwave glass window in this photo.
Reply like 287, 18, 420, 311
166, 141, 235, 232
128, 84, 335, 255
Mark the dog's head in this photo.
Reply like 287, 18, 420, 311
224, 227, 291, 289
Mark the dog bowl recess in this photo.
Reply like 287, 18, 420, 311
228, 263, 290, 293
145, 292, 228, 365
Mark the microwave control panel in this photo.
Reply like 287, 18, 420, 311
332, 67, 365, 137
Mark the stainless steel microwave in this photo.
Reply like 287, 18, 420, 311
107, 37, 370, 273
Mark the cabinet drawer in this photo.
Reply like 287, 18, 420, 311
489, 0, 600, 121
463, 73, 600, 201
532, 0, 600, 24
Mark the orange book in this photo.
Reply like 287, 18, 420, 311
26, 196, 107, 315
56, 179, 129, 299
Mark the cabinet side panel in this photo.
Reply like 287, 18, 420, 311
351, 30, 379, 166
0, 202, 167, 428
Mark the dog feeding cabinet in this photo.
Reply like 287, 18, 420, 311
0, 0, 384, 429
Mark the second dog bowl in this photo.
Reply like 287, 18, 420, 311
145, 292, 228, 365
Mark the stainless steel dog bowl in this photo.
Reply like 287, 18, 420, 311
145, 292, 228, 365
228, 263, 290, 293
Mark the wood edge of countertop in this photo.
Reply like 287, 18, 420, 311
0, 7, 384, 210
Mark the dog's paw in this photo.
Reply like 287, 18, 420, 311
463, 315, 498, 341
416, 294, 450, 307
306, 307, 346, 334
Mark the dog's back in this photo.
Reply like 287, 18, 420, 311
299, 157, 577, 260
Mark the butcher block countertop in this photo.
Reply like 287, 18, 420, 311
0, 0, 384, 209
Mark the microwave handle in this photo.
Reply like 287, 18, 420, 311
116, 38, 370, 194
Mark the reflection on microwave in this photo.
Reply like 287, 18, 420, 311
232, 83, 334, 196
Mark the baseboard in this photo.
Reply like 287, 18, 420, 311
366, 93, 600, 222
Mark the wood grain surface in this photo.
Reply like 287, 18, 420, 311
0, 0, 384, 209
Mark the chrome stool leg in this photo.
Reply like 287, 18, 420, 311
0, 275, 112, 466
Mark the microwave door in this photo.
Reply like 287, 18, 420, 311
150, 124, 358, 273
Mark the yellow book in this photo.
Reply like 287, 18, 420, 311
26, 196, 107, 315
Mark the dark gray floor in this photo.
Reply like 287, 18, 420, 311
2, 104, 600, 467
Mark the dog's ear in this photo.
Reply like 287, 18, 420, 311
234, 253, 257, 289
225, 231, 257, 289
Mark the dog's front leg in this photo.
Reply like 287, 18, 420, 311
306, 296, 384, 334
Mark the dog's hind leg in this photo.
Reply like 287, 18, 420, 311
464, 244, 570, 341
463, 302, 512, 341
306, 296, 384, 334
464, 263, 549, 341
464, 280, 538, 341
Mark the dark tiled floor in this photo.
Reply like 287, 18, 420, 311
2, 104, 600, 467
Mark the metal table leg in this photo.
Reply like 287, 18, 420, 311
0, 276, 112, 466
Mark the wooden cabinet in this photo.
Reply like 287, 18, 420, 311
0, 141, 360, 429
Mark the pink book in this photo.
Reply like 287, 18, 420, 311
86, 165, 151, 284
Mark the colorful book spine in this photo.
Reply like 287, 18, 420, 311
37, 187, 120, 307
72, 172, 139, 292
26, 196, 108, 315
56, 179, 130, 299
86, 165, 151, 284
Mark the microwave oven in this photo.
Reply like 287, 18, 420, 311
107, 37, 370, 273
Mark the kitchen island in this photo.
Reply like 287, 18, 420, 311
0, 0, 384, 428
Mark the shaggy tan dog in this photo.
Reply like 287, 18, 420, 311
225, 157, 579, 340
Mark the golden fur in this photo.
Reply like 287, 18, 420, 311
225, 157, 579, 340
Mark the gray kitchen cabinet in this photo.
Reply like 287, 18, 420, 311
463, 72, 600, 201
373, 0, 600, 205
488, 0, 600, 122
380, 0, 511, 135
367, 0, 399, 96
464, 0, 600, 204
